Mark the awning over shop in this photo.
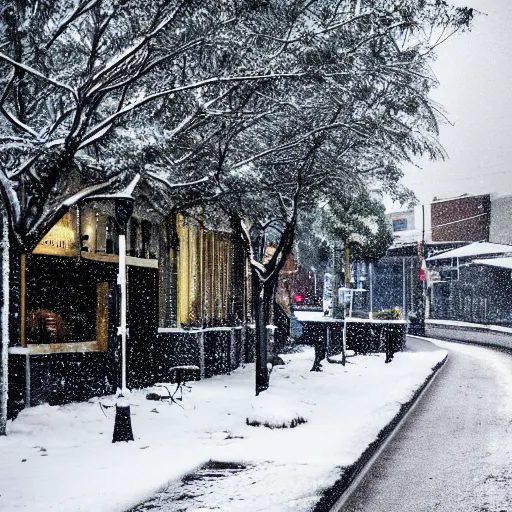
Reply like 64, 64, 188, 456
472, 257, 512, 270
427, 241, 512, 261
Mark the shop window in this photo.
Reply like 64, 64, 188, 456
128, 218, 155, 259
149, 223, 159, 259
392, 218, 408, 231
33, 212, 77, 257
95, 214, 118, 255
26, 256, 111, 349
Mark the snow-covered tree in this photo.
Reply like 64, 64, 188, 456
0, 0, 475, 416
0, 0, 328, 423
319, 186, 394, 287
0, 0, 320, 250
204, 1, 474, 393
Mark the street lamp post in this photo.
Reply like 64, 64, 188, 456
112, 196, 134, 443
115, 197, 134, 393
85, 175, 140, 443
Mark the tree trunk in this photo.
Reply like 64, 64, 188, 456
252, 273, 268, 395
233, 212, 297, 395
263, 278, 277, 361
0, 214, 10, 435
252, 271, 278, 395
344, 244, 351, 288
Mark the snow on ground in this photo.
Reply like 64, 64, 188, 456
0, 344, 446, 512
293, 310, 341, 323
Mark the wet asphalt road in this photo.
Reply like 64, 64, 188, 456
337, 338, 512, 512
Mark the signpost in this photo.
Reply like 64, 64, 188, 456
340, 287, 367, 365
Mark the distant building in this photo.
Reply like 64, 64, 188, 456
371, 192, 512, 343
425, 241, 512, 327
431, 194, 490, 242
364, 210, 421, 320
424, 192, 512, 345
371, 242, 421, 320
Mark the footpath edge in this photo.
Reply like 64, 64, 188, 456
313, 349, 448, 512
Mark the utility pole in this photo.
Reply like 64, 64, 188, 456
344, 245, 351, 288
420, 204, 427, 334
402, 256, 406, 318
332, 244, 341, 318
369, 262, 373, 318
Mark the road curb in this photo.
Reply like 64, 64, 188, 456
410, 333, 512, 356
313, 353, 448, 512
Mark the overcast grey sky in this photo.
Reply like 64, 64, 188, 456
396, 0, 512, 208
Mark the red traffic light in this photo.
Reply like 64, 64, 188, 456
294, 294, 304, 304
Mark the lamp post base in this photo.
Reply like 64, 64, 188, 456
112, 396, 134, 443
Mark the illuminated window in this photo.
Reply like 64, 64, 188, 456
26, 256, 111, 349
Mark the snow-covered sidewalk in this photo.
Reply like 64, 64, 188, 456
0, 342, 446, 512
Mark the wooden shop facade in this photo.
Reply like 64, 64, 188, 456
7, 200, 251, 418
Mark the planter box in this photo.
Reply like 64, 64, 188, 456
294, 312, 407, 363
346, 320, 407, 358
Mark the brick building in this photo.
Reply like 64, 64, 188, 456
431, 194, 491, 242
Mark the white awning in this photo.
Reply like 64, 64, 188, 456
472, 257, 512, 270
427, 241, 512, 261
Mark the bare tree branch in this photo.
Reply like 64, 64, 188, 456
46, 0, 102, 50
0, 52, 78, 100
146, 171, 210, 190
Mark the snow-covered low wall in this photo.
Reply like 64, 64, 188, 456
294, 311, 407, 357
425, 319, 512, 351
156, 326, 249, 380
345, 318, 407, 356
5, 326, 251, 420
7, 350, 117, 418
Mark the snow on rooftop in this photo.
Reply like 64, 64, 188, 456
390, 229, 422, 248
427, 241, 512, 261
472, 257, 512, 270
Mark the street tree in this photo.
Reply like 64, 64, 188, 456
0, 0, 475, 422
321, 185, 395, 288
0, 0, 329, 427
0, 1, 279, 251
0, 0, 475, 251
204, 0, 474, 393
